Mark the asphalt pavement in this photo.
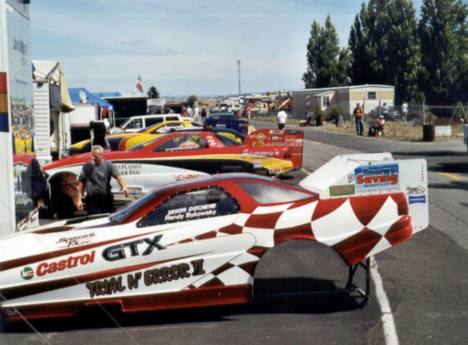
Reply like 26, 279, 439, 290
1, 122, 467, 345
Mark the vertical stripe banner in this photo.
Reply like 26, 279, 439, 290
0, 72, 9, 132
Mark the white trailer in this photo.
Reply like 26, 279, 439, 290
0, 0, 33, 235
32, 60, 75, 161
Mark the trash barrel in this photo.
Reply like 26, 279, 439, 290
316, 115, 324, 126
422, 124, 435, 142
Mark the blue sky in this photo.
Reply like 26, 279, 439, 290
30, 0, 422, 97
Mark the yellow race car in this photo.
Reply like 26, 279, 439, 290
69, 120, 201, 154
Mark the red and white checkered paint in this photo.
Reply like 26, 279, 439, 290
0, 170, 420, 321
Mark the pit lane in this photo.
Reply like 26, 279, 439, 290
1, 129, 468, 345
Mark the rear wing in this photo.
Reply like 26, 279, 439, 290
300, 153, 428, 233
245, 129, 304, 169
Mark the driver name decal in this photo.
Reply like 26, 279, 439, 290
165, 203, 217, 222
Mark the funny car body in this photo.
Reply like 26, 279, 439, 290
44, 129, 304, 197
69, 120, 201, 155
0, 153, 428, 322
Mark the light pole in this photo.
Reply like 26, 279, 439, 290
237, 60, 241, 96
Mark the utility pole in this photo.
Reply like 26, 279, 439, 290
237, 60, 241, 96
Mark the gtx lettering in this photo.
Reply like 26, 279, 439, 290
102, 235, 165, 261
36, 251, 95, 276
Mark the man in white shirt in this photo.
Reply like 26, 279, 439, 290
401, 102, 408, 121
277, 109, 288, 130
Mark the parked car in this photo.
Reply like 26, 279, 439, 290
204, 112, 248, 135
113, 114, 183, 133
69, 120, 200, 155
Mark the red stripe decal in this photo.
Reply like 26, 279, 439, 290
1, 254, 197, 300
0, 231, 156, 272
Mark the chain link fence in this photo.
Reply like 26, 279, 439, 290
365, 103, 467, 126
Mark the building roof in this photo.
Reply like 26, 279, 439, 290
68, 88, 112, 107
293, 84, 395, 94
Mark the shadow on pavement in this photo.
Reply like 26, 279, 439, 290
429, 162, 468, 174
429, 181, 468, 191
393, 150, 468, 158
3, 277, 363, 333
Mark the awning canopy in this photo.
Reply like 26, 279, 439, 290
32, 60, 75, 112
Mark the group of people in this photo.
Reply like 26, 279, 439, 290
353, 102, 386, 137
28, 145, 128, 218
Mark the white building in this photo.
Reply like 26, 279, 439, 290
32, 60, 75, 161
292, 84, 395, 119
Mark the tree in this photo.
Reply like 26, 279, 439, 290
349, 6, 371, 85
316, 16, 341, 87
303, 21, 322, 88
147, 86, 159, 99
348, 0, 420, 102
419, 0, 467, 104
186, 95, 197, 107
386, 0, 420, 103
303, 16, 349, 88
336, 48, 352, 86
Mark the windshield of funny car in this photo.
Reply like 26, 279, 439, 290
109, 190, 161, 224
129, 136, 161, 150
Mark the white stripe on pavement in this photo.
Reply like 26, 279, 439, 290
370, 257, 400, 345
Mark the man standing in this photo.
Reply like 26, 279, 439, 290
79, 145, 128, 215
277, 109, 288, 130
201, 107, 208, 123
353, 102, 364, 136
401, 102, 408, 122
381, 102, 390, 118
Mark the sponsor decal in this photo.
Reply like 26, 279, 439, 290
206, 135, 217, 146
56, 232, 96, 248
409, 195, 426, 204
3, 308, 19, 318
329, 184, 356, 197
354, 163, 399, 192
21, 266, 34, 280
102, 235, 166, 262
36, 251, 95, 277
85, 259, 205, 298
175, 173, 204, 181
115, 163, 142, 176
241, 149, 280, 158
164, 203, 217, 222
406, 186, 426, 195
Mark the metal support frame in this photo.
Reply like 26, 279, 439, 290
345, 258, 371, 306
